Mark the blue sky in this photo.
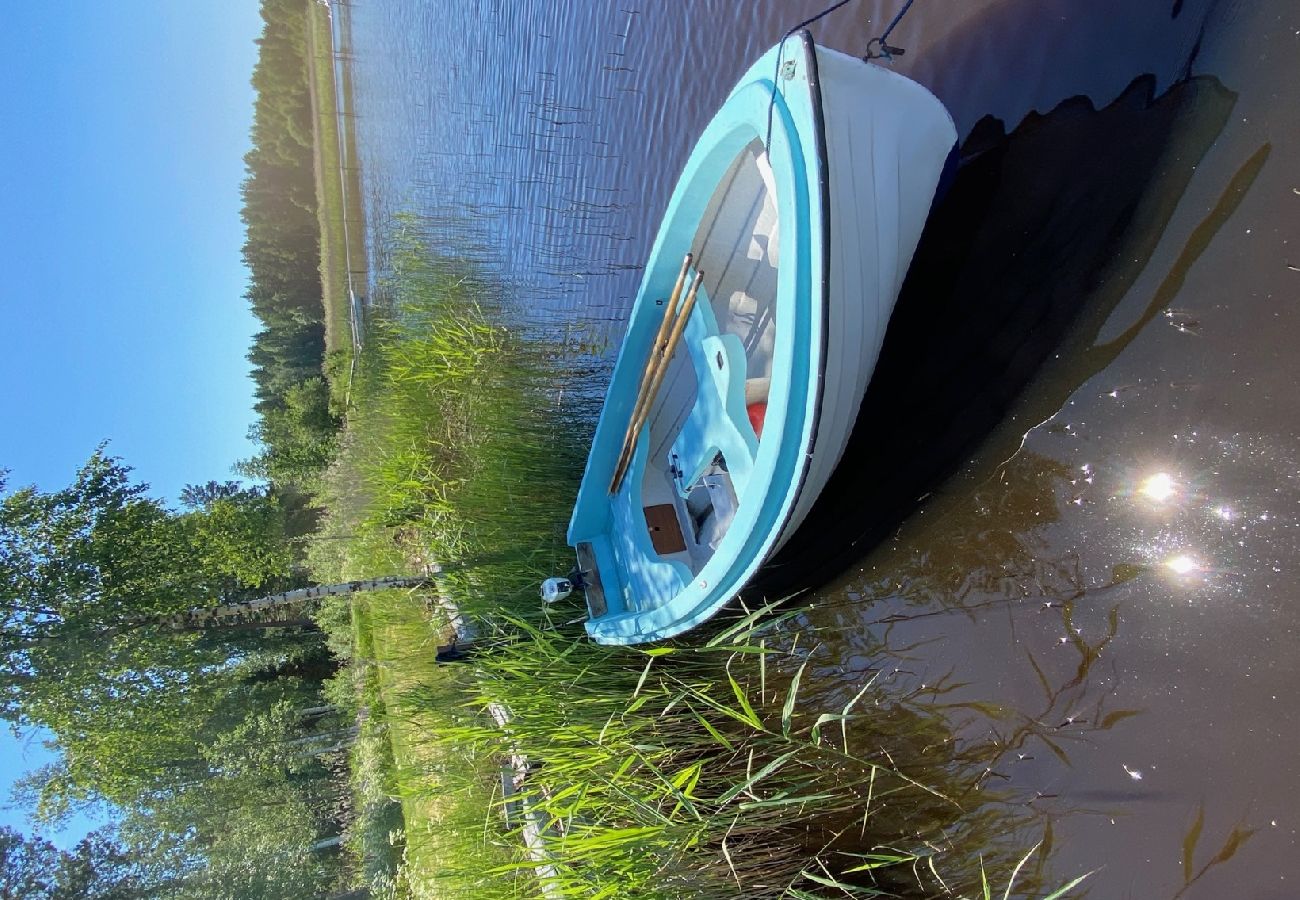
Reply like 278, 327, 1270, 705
0, 3, 264, 843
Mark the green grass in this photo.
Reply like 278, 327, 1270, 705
308, 220, 1092, 898
306, 0, 366, 408
358, 592, 526, 899
326, 596, 407, 895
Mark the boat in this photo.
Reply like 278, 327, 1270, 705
560, 30, 957, 644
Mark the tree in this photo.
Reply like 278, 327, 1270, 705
239, 0, 340, 495
178, 481, 248, 511
1, 450, 428, 816
0, 826, 55, 899
239, 377, 340, 486
111, 768, 343, 900
0, 826, 150, 899
0, 450, 289, 644
1, 449, 442, 897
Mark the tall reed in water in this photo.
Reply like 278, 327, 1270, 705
309, 221, 1089, 898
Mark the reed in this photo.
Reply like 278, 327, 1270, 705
309, 221, 1089, 898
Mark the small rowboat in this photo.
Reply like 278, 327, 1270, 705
563, 30, 957, 644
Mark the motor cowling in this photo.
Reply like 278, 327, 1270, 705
540, 577, 573, 604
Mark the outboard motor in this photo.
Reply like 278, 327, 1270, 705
540, 577, 573, 604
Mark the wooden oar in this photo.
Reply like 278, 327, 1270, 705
609, 269, 705, 493
624, 253, 692, 445
607, 253, 692, 490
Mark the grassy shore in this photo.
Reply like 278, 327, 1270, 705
306, 0, 367, 404
303, 222, 1093, 898
352, 591, 524, 898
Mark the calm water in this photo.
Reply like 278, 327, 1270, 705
341, 0, 1300, 895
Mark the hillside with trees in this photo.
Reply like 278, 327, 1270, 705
239, 0, 341, 489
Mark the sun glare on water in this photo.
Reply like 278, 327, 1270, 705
1141, 472, 1177, 502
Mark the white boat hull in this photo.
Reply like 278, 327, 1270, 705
777, 46, 956, 545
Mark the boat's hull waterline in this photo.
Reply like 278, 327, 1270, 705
565, 32, 957, 644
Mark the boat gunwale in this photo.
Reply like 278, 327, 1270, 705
764, 29, 832, 559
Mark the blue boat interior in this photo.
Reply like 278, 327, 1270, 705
568, 38, 822, 643
572, 143, 787, 618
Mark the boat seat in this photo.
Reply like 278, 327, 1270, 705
670, 329, 758, 496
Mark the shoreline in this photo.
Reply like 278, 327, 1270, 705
305, 0, 367, 399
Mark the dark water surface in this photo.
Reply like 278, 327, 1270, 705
342, 1, 1300, 895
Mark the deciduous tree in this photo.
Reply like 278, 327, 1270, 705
1, 450, 425, 816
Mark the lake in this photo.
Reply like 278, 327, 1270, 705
339, 0, 1300, 895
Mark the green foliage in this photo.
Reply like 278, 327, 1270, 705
342, 593, 517, 899
0, 4, 367, 892
0, 450, 204, 640
0, 449, 327, 827
117, 774, 342, 900
240, 0, 346, 490
242, 0, 319, 328
0, 826, 58, 899
0, 826, 151, 899
240, 376, 340, 488
345, 714, 407, 893
0, 447, 357, 893
188, 491, 298, 589
316, 593, 360, 660
308, 219, 583, 594
0, 449, 298, 634
178, 480, 246, 510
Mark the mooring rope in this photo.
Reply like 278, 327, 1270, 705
781, 0, 857, 45
766, 0, 856, 149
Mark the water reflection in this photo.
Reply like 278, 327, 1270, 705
740, 586, 1093, 895
790, 332, 1300, 892
348, 0, 654, 362
764, 71, 1239, 592
785, 434, 1283, 893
